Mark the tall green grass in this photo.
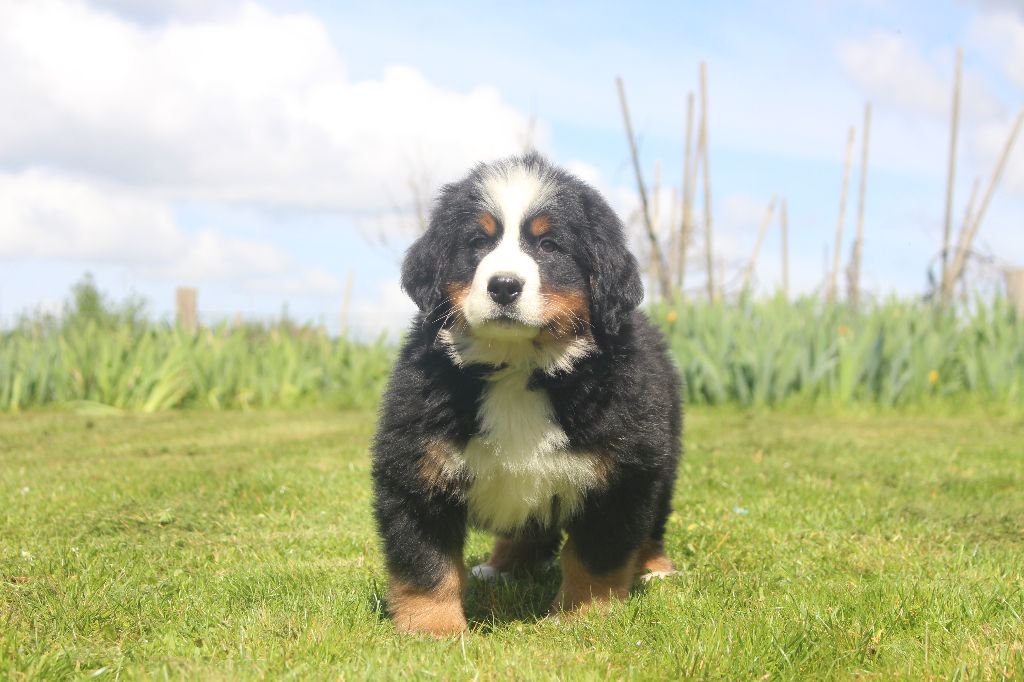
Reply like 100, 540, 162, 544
0, 277, 392, 413
2, 278, 1021, 412
657, 296, 1023, 409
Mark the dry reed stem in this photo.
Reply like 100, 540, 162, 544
940, 48, 963, 300
847, 102, 872, 308
742, 195, 778, 295
944, 108, 1024, 299
699, 62, 715, 302
827, 126, 856, 302
615, 76, 674, 302
679, 92, 696, 294
781, 199, 790, 299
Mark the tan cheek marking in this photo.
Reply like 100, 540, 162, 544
529, 214, 552, 237
446, 282, 470, 306
444, 283, 471, 324
538, 289, 592, 338
416, 439, 464, 498
478, 212, 497, 237
635, 539, 676, 576
552, 538, 636, 613
388, 561, 467, 637
485, 534, 560, 575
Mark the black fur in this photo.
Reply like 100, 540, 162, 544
373, 154, 682, 622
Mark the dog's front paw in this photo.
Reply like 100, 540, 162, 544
392, 604, 467, 637
388, 572, 467, 638
549, 588, 616, 616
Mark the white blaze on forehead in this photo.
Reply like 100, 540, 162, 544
481, 166, 551, 231
462, 165, 552, 330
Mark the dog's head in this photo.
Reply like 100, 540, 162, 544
402, 154, 642, 359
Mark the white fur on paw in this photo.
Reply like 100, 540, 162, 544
639, 570, 678, 583
470, 564, 512, 582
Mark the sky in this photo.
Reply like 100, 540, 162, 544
1, 0, 1022, 335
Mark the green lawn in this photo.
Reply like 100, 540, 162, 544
1, 409, 1022, 680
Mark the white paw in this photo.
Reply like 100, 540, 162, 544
638, 570, 678, 583
470, 564, 512, 582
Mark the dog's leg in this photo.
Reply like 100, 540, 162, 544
374, 474, 469, 636
635, 538, 677, 581
552, 537, 636, 612
472, 529, 561, 581
387, 557, 467, 637
637, 473, 678, 581
552, 479, 661, 613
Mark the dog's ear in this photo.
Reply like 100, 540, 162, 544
401, 227, 448, 313
580, 184, 643, 337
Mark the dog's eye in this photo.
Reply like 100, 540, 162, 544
469, 235, 491, 249
538, 238, 558, 253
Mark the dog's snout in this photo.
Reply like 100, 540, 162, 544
487, 275, 524, 305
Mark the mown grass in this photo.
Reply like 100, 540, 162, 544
2, 409, 1021, 680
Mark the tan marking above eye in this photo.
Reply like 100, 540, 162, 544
478, 212, 498, 237
529, 214, 552, 237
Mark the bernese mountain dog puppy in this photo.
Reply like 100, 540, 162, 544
372, 153, 682, 636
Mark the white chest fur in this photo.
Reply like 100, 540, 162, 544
458, 366, 602, 532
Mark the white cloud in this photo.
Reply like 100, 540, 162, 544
348, 278, 418, 339
0, 0, 543, 307
90, 0, 242, 23
837, 22, 1024, 202
0, 169, 182, 263
838, 32, 949, 118
967, 7, 1024, 195
0, 1, 536, 213
973, 0, 1024, 20
837, 31, 1001, 122
0, 169, 341, 294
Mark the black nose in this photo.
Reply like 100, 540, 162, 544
487, 275, 524, 305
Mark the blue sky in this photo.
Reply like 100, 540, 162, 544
1, 0, 1022, 335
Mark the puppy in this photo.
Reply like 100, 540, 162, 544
372, 153, 681, 636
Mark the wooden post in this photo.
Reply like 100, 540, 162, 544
615, 76, 674, 303
943, 108, 1024, 299
678, 91, 696, 294
1005, 268, 1024, 318
699, 62, 715, 302
781, 198, 790, 299
940, 48, 963, 302
827, 126, 856, 303
847, 102, 872, 309
741, 195, 778, 295
175, 287, 198, 334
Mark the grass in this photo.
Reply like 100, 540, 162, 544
2, 408, 1022, 679
656, 295, 1024, 409
3, 276, 1024, 413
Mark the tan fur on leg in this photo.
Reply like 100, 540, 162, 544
635, 538, 676, 580
485, 535, 557, 575
552, 538, 636, 613
388, 560, 467, 637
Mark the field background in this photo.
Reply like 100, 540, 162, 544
2, 281, 1024, 679
3, 278, 1023, 414
3, 1, 1024, 679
